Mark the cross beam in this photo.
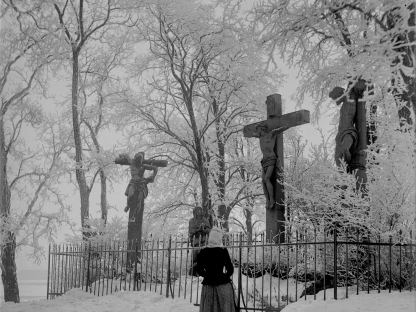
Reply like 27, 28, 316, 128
243, 110, 310, 138
115, 154, 168, 168
243, 94, 310, 243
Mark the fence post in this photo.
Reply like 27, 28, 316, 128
410, 230, 413, 291
134, 241, 139, 291
47, 244, 51, 299
333, 229, 338, 300
389, 236, 392, 293
166, 236, 172, 298
86, 241, 91, 293
237, 234, 242, 311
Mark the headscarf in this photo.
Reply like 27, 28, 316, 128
207, 227, 223, 247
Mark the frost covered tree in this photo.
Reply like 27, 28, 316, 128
254, 0, 415, 129
123, 0, 277, 231
228, 137, 264, 241
253, 0, 415, 235
0, 1, 70, 302
78, 31, 133, 225
283, 128, 415, 238
51, 0, 120, 236
30, 0, 133, 237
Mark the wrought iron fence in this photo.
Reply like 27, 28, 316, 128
47, 229, 415, 311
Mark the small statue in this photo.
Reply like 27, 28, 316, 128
188, 206, 211, 244
188, 206, 211, 275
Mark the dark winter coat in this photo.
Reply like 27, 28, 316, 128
195, 247, 234, 286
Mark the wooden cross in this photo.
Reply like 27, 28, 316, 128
243, 94, 310, 243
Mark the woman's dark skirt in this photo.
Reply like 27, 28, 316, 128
200, 282, 236, 312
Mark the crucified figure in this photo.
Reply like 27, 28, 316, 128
115, 152, 167, 266
329, 79, 368, 191
258, 126, 278, 209
115, 152, 159, 266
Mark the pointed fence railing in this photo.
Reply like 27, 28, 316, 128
47, 229, 415, 311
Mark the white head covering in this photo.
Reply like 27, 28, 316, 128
207, 227, 223, 247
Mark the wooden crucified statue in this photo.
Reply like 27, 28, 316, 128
115, 152, 167, 264
243, 94, 310, 243
329, 79, 373, 193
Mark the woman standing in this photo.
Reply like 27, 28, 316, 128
195, 228, 236, 312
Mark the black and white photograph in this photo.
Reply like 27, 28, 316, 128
0, 1, 415, 311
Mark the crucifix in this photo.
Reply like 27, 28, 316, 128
115, 152, 168, 265
243, 94, 310, 243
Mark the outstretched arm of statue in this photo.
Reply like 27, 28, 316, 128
115, 153, 132, 165
145, 166, 158, 183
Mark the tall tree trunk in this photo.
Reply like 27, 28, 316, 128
0, 116, 19, 302
184, 95, 211, 217
85, 121, 108, 224
71, 49, 90, 237
99, 171, 107, 223
212, 99, 228, 230
198, 159, 211, 219
1, 234, 19, 303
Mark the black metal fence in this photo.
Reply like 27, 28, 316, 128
47, 229, 415, 311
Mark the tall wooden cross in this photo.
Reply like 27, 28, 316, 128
243, 94, 310, 243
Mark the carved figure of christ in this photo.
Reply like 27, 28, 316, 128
259, 128, 278, 209
243, 94, 310, 242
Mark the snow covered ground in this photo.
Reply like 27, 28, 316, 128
0, 279, 47, 302
1, 287, 415, 312
1, 289, 198, 312
282, 291, 416, 312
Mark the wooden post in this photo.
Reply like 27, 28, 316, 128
266, 95, 285, 243
243, 94, 310, 243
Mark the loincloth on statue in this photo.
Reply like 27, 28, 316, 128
261, 156, 277, 170
335, 128, 358, 149
125, 178, 149, 198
